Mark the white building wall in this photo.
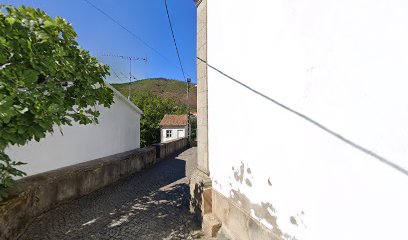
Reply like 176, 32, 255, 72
161, 126, 187, 143
207, 0, 408, 239
5, 86, 142, 177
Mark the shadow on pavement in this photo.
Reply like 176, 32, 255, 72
20, 152, 199, 240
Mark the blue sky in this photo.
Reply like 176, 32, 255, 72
4, 0, 197, 83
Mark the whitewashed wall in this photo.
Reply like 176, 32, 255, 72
207, 0, 408, 239
161, 126, 187, 143
6, 85, 142, 177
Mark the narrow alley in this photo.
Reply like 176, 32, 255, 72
19, 148, 199, 240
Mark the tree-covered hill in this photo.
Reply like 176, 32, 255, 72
112, 78, 197, 111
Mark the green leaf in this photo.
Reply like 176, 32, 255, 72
21, 70, 39, 84
3, 178, 14, 187
42, 20, 54, 28
0, 5, 114, 201
0, 190, 8, 202
5, 17, 15, 25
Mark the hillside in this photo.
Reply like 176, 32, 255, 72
111, 78, 197, 111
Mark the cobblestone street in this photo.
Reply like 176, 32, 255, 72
19, 147, 199, 240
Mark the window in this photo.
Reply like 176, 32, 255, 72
166, 130, 172, 138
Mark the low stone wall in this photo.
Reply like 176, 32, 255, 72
0, 138, 188, 240
154, 138, 189, 160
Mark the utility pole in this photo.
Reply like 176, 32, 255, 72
187, 78, 191, 112
187, 78, 191, 142
101, 54, 147, 99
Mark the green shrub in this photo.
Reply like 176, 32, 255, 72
0, 5, 114, 201
130, 91, 187, 147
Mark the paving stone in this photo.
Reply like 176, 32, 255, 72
19, 148, 200, 240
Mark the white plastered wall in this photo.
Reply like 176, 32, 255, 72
161, 126, 187, 143
207, 0, 408, 239
6, 86, 142, 176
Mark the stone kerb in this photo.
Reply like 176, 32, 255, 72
1, 138, 189, 240
0, 146, 156, 240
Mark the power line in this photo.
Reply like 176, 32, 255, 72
130, 73, 138, 80
109, 68, 138, 84
110, 69, 126, 81
164, 0, 186, 81
82, 0, 184, 74
197, 56, 408, 177
102, 54, 146, 83
99, 55, 127, 83
164, 0, 191, 140
118, 71, 128, 79
102, 54, 146, 99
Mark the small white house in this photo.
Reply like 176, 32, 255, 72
160, 114, 188, 143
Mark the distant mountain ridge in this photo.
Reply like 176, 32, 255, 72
112, 78, 197, 111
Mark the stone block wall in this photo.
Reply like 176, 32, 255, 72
0, 138, 188, 240
154, 138, 189, 160
196, 0, 209, 174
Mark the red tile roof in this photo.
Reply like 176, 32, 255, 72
160, 114, 188, 126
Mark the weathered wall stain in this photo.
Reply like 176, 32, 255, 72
293, 211, 306, 229
233, 163, 253, 187
230, 189, 284, 237
233, 162, 245, 184
229, 164, 299, 240
290, 216, 298, 226
245, 179, 252, 187
283, 233, 299, 240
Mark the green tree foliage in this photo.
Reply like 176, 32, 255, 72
130, 91, 187, 147
190, 116, 197, 141
0, 5, 114, 201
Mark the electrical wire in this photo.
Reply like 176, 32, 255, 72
110, 69, 125, 82
197, 56, 408, 177
82, 0, 184, 75
164, 0, 187, 81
